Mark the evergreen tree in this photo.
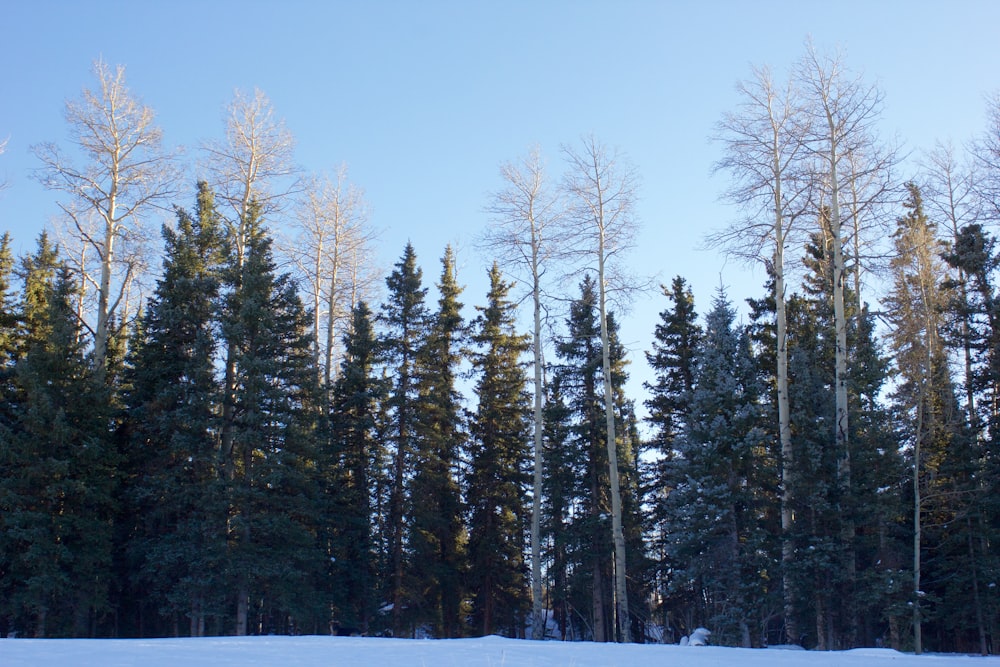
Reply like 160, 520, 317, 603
0, 244, 116, 637
328, 301, 385, 635
548, 276, 636, 642
643, 275, 701, 634
406, 246, 468, 637
467, 263, 531, 637
379, 242, 430, 635
122, 183, 226, 636
661, 289, 773, 647
219, 208, 325, 635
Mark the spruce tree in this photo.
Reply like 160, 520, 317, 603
219, 208, 325, 635
467, 263, 531, 637
406, 246, 467, 637
379, 242, 430, 635
661, 289, 772, 647
122, 183, 226, 636
328, 301, 385, 634
0, 244, 116, 637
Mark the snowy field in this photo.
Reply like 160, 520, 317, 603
2, 635, 999, 667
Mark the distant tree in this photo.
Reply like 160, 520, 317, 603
923, 142, 986, 432
287, 167, 378, 391
32, 60, 178, 377
467, 263, 531, 637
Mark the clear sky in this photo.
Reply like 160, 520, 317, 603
1, 0, 998, 412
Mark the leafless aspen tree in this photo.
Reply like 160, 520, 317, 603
795, 40, 886, 647
921, 142, 983, 428
203, 87, 298, 270
972, 93, 1000, 221
482, 146, 568, 640
562, 135, 642, 643
710, 64, 812, 646
32, 60, 177, 378
287, 166, 378, 390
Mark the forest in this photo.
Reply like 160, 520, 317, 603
1, 45, 999, 656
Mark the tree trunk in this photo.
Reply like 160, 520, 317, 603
598, 249, 630, 643
530, 256, 545, 640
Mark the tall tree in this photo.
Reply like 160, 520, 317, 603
467, 263, 531, 637
0, 244, 116, 637
660, 289, 772, 647
32, 60, 177, 377
380, 243, 430, 635
644, 275, 702, 635
562, 136, 641, 642
407, 246, 467, 637
218, 210, 324, 636
710, 65, 812, 642
122, 182, 225, 636
328, 301, 385, 634
481, 147, 567, 638
795, 43, 887, 621
883, 184, 958, 654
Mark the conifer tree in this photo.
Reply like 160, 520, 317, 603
644, 276, 701, 623
328, 301, 385, 634
219, 209, 325, 635
467, 263, 531, 637
549, 276, 635, 642
661, 289, 772, 647
379, 242, 430, 635
0, 244, 116, 637
406, 246, 467, 637
122, 183, 226, 636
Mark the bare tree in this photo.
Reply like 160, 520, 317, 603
32, 59, 177, 377
795, 41, 886, 645
286, 166, 378, 391
921, 141, 982, 428
203, 87, 298, 270
0, 136, 8, 192
710, 63, 812, 646
972, 92, 1000, 222
481, 146, 568, 640
562, 135, 642, 643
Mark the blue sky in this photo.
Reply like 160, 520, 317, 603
1, 0, 998, 407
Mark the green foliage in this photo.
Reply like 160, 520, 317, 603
467, 263, 531, 637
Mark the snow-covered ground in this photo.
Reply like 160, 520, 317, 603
1, 635, 997, 667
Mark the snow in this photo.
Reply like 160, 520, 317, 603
1, 635, 998, 667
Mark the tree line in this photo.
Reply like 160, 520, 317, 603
1, 45, 1000, 653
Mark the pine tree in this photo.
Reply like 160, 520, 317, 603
0, 243, 117, 637
644, 276, 701, 632
328, 301, 385, 634
219, 208, 325, 635
379, 242, 430, 635
467, 263, 531, 637
661, 289, 773, 647
122, 183, 226, 636
406, 246, 467, 637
